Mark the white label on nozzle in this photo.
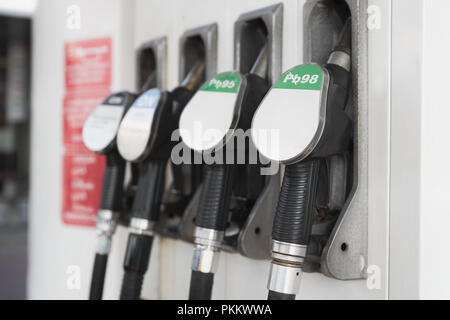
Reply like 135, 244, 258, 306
117, 88, 161, 161
251, 64, 325, 163
179, 72, 243, 152
82, 95, 126, 153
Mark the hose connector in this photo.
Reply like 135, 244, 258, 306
95, 209, 119, 255
129, 217, 154, 237
268, 240, 307, 295
192, 227, 224, 274
327, 51, 351, 72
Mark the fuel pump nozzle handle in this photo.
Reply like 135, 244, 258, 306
250, 43, 269, 80
82, 91, 137, 300
254, 18, 352, 300
99, 152, 127, 211
187, 44, 270, 300
181, 61, 206, 93
140, 72, 157, 93
118, 62, 205, 300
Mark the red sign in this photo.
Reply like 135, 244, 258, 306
62, 152, 105, 226
62, 38, 112, 227
65, 38, 112, 91
63, 91, 110, 147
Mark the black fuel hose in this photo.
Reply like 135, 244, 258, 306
119, 62, 205, 300
267, 290, 296, 300
89, 253, 108, 300
188, 164, 233, 300
119, 160, 166, 300
189, 271, 215, 300
89, 152, 125, 300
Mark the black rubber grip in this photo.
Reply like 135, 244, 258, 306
99, 152, 126, 211
267, 290, 296, 300
189, 271, 214, 300
120, 233, 153, 300
89, 253, 108, 300
272, 160, 320, 245
131, 160, 166, 221
195, 164, 233, 231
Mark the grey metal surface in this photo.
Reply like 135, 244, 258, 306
178, 184, 202, 243
129, 217, 155, 236
268, 263, 303, 295
95, 209, 119, 254
234, 3, 283, 86
136, 37, 167, 91
311, 0, 369, 280
237, 173, 279, 260
178, 23, 218, 83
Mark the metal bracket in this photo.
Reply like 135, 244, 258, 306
303, 0, 369, 280
322, 0, 369, 280
234, 3, 283, 86
179, 23, 218, 83
233, 4, 283, 259
238, 173, 279, 260
156, 24, 218, 240
136, 37, 167, 91
178, 185, 201, 243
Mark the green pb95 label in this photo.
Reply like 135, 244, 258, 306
200, 72, 241, 93
274, 64, 323, 91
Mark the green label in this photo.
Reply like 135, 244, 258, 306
274, 64, 323, 90
200, 72, 241, 93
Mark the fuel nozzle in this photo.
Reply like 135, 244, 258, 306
116, 54, 207, 300
140, 71, 157, 93
82, 91, 137, 300
181, 40, 272, 300
251, 19, 353, 301
181, 60, 206, 92
327, 18, 352, 72
250, 43, 269, 80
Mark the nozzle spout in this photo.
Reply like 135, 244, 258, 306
140, 71, 157, 93
250, 42, 269, 80
333, 18, 352, 54
181, 60, 206, 92
327, 18, 352, 72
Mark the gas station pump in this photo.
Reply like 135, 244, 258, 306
179, 43, 271, 300
81, 91, 137, 300
116, 62, 205, 300
251, 19, 352, 300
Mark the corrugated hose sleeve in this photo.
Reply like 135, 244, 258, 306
272, 160, 320, 245
195, 164, 233, 231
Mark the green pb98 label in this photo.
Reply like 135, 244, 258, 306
274, 64, 323, 91
200, 72, 241, 93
